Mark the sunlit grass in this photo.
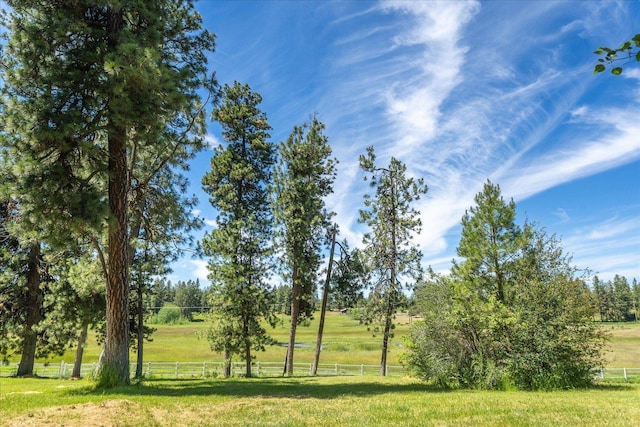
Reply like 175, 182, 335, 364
601, 322, 640, 367
1, 376, 639, 426
3, 311, 415, 367
3, 313, 637, 369
2, 318, 638, 425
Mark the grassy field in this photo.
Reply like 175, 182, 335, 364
1, 376, 639, 426
1, 314, 639, 426
600, 322, 640, 367
5, 312, 638, 368
5, 311, 416, 367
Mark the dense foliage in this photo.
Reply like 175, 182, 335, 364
272, 115, 336, 375
592, 275, 639, 322
0, 0, 215, 385
358, 147, 427, 376
201, 82, 277, 377
403, 182, 608, 390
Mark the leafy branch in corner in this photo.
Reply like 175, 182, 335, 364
593, 33, 640, 75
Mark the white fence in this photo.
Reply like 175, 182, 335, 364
0, 361, 406, 379
594, 367, 640, 380
2, 362, 638, 381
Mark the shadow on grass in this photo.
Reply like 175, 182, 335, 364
62, 376, 637, 399
66, 376, 451, 399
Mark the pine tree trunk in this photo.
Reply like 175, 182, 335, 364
101, 7, 130, 387
223, 349, 231, 378
380, 290, 394, 377
135, 284, 144, 379
244, 315, 252, 378
286, 264, 300, 376
103, 120, 130, 385
72, 317, 90, 378
380, 173, 397, 377
312, 226, 336, 375
17, 243, 42, 377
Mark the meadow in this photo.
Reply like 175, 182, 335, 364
1, 313, 639, 426
5, 311, 637, 368
6, 311, 417, 367
2, 375, 639, 426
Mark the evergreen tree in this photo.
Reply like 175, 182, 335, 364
405, 183, 607, 390
0, 200, 69, 375
601, 279, 617, 322
272, 115, 336, 376
612, 274, 633, 321
453, 180, 524, 305
150, 279, 176, 313
592, 276, 607, 321
272, 285, 293, 315
127, 134, 205, 378
358, 146, 427, 376
632, 278, 640, 321
173, 280, 203, 321
52, 255, 105, 378
0, 1, 215, 386
202, 82, 276, 377
1, 199, 106, 377
328, 244, 368, 310
445, 180, 525, 385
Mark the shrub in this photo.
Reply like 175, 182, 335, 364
153, 303, 182, 324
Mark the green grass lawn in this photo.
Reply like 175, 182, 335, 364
1, 376, 639, 426
1, 315, 639, 426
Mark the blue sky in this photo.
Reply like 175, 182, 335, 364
166, 0, 640, 286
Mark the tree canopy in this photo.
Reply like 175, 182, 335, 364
404, 181, 607, 390
202, 82, 276, 377
272, 115, 336, 376
358, 146, 427, 376
0, 0, 215, 386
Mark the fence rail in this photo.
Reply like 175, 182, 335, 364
595, 367, 640, 380
1, 362, 637, 381
0, 361, 406, 379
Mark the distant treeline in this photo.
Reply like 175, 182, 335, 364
591, 275, 639, 322
149, 279, 367, 323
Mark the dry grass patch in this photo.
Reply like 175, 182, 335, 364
5, 399, 147, 427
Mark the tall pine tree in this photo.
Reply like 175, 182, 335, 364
272, 115, 336, 376
0, 1, 215, 386
358, 146, 427, 376
202, 82, 276, 377
453, 180, 523, 305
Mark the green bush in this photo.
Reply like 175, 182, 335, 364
153, 303, 183, 324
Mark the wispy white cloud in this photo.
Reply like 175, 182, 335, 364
584, 216, 639, 241
192, 0, 640, 283
624, 68, 640, 80
503, 109, 640, 201
563, 214, 640, 280
380, 1, 481, 157
553, 208, 571, 223
320, 0, 640, 279
203, 134, 221, 149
